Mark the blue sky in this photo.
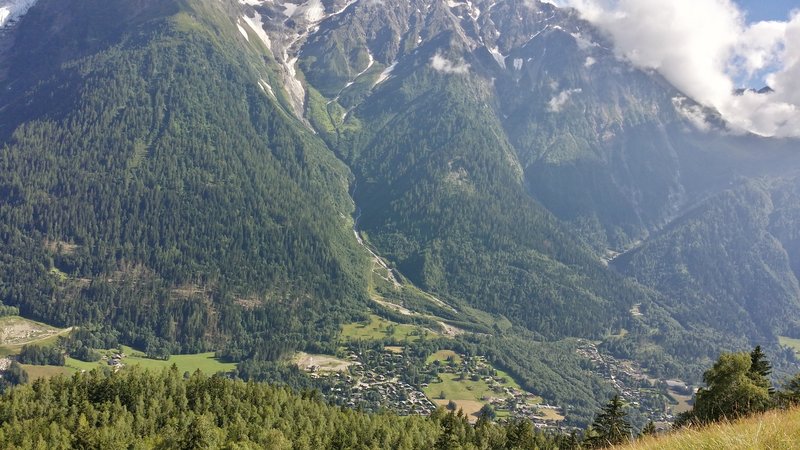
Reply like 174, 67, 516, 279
734, 0, 797, 22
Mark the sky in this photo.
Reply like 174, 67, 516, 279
553, 0, 800, 138
735, 0, 797, 22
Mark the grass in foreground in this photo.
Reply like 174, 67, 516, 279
615, 408, 800, 450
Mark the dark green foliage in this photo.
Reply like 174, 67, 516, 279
0, 362, 28, 392
0, 0, 368, 359
471, 333, 617, 426
337, 53, 650, 341
585, 394, 632, 448
231, 359, 316, 391
0, 304, 19, 317
640, 421, 656, 436
0, 367, 571, 449
750, 345, 775, 395
60, 328, 117, 362
477, 403, 496, 421
16, 345, 65, 366
777, 373, 800, 407
615, 182, 800, 349
682, 351, 773, 425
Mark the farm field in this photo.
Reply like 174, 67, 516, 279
779, 336, 800, 354
20, 364, 74, 380
63, 345, 236, 375
426, 349, 462, 364
423, 354, 548, 422
340, 314, 433, 342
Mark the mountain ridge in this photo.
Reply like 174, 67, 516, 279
0, 0, 799, 427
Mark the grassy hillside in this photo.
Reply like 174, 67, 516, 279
616, 408, 800, 450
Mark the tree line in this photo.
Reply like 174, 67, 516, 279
583, 345, 800, 448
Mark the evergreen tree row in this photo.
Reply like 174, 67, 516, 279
0, 367, 577, 450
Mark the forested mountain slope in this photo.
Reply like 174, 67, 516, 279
0, 0, 799, 418
272, 0, 800, 369
0, 0, 369, 359
615, 179, 800, 345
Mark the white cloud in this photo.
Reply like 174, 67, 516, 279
672, 96, 712, 132
430, 53, 470, 75
549, 88, 582, 112
584, 56, 596, 68
0, 0, 38, 27
555, 0, 800, 138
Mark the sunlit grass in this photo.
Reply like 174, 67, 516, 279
615, 408, 800, 449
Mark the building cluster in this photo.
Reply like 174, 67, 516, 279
313, 348, 437, 415
103, 352, 126, 370
431, 355, 565, 428
577, 340, 688, 424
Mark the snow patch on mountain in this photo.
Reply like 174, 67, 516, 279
283, 57, 306, 117
303, 0, 325, 22
0, 0, 37, 28
241, 12, 271, 50
488, 46, 506, 69
237, 21, 250, 41
373, 62, 397, 87
259, 78, 276, 99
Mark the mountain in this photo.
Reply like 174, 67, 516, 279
1, 0, 800, 426
268, 0, 800, 365
0, 0, 369, 359
615, 180, 800, 345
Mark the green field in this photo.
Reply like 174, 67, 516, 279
0, 317, 234, 377
64, 345, 236, 375
423, 358, 537, 403
423, 355, 547, 422
779, 336, 800, 354
20, 364, 75, 380
426, 350, 462, 365
340, 314, 432, 342
424, 367, 529, 402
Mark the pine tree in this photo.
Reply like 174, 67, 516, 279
640, 421, 656, 436
749, 346, 775, 394
585, 394, 631, 448
778, 373, 800, 407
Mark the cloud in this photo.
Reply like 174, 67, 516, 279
672, 97, 712, 132
549, 88, 582, 112
555, 0, 800, 138
430, 53, 470, 75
